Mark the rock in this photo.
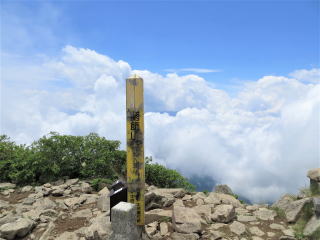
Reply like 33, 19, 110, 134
159, 222, 168, 236
0, 200, 9, 210
33, 198, 57, 210
21, 185, 33, 192
56, 231, 78, 240
98, 187, 110, 195
22, 209, 42, 221
182, 194, 192, 201
22, 197, 36, 205
145, 221, 158, 237
270, 223, 285, 230
307, 168, 320, 181
253, 208, 276, 221
0, 183, 16, 190
0, 213, 18, 226
235, 207, 249, 215
208, 230, 224, 240
313, 197, 320, 216
43, 183, 52, 188
229, 221, 246, 235
303, 215, 320, 237
191, 192, 207, 201
145, 209, 172, 224
214, 184, 234, 195
170, 232, 200, 240
279, 236, 296, 240
145, 189, 176, 210
173, 199, 185, 208
246, 205, 260, 211
64, 189, 72, 195
97, 194, 110, 212
0, 218, 35, 240
51, 187, 64, 196
205, 192, 242, 207
282, 228, 295, 237
196, 198, 204, 206
249, 226, 265, 236
71, 209, 93, 219
64, 196, 86, 208
211, 204, 236, 223
85, 214, 112, 240
193, 204, 214, 223
209, 223, 227, 230
251, 237, 264, 240
81, 182, 92, 193
65, 178, 79, 186
172, 206, 202, 233
237, 215, 257, 222
267, 232, 276, 237
272, 194, 295, 209
283, 198, 312, 223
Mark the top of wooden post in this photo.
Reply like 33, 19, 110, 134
127, 74, 142, 80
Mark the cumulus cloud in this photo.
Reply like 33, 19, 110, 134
165, 68, 221, 73
1, 46, 319, 203
289, 68, 320, 83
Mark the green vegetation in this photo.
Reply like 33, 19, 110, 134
145, 156, 195, 192
271, 206, 286, 219
202, 190, 209, 196
0, 133, 195, 192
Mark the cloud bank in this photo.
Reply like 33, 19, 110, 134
1, 46, 319, 203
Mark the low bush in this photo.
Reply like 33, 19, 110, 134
145, 157, 195, 192
0, 133, 195, 192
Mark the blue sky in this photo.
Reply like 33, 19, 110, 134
2, 0, 319, 90
1, 0, 319, 202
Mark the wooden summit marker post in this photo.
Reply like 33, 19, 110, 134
126, 74, 145, 225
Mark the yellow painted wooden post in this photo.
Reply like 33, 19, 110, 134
126, 74, 145, 225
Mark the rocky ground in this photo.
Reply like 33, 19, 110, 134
0, 169, 319, 240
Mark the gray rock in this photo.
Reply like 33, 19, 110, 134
237, 215, 257, 222
0, 218, 35, 240
211, 204, 236, 223
64, 196, 87, 208
56, 231, 78, 240
145, 209, 172, 225
71, 209, 93, 219
171, 232, 200, 240
33, 198, 57, 210
269, 223, 285, 230
81, 182, 92, 193
313, 197, 320, 216
249, 226, 265, 236
21, 185, 33, 192
303, 215, 320, 237
229, 221, 246, 235
205, 192, 242, 207
65, 178, 79, 186
97, 194, 110, 212
253, 208, 276, 221
159, 222, 168, 236
173, 206, 203, 233
307, 168, 320, 181
284, 198, 312, 223
0, 183, 16, 190
214, 184, 234, 195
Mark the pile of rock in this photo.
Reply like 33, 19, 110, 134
0, 168, 319, 240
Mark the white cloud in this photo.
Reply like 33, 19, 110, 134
165, 68, 221, 73
289, 68, 320, 83
1, 46, 319, 203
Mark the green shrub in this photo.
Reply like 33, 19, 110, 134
271, 206, 286, 219
91, 178, 114, 191
145, 157, 195, 192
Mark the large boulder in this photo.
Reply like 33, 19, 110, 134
172, 206, 203, 233
211, 204, 236, 223
85, 214, 112, 240
303, 215, 320, 237
97, 194, 110, 212
229, 221, 246, 235
253, 208, 277, 221
307, 168, 320, 182
0, 218, 35, 240
204, 192, 242, 207
308, 168, 320, 195
214, 184, 234, 195
145, 209, 172, 224
145, 188, 184, 210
